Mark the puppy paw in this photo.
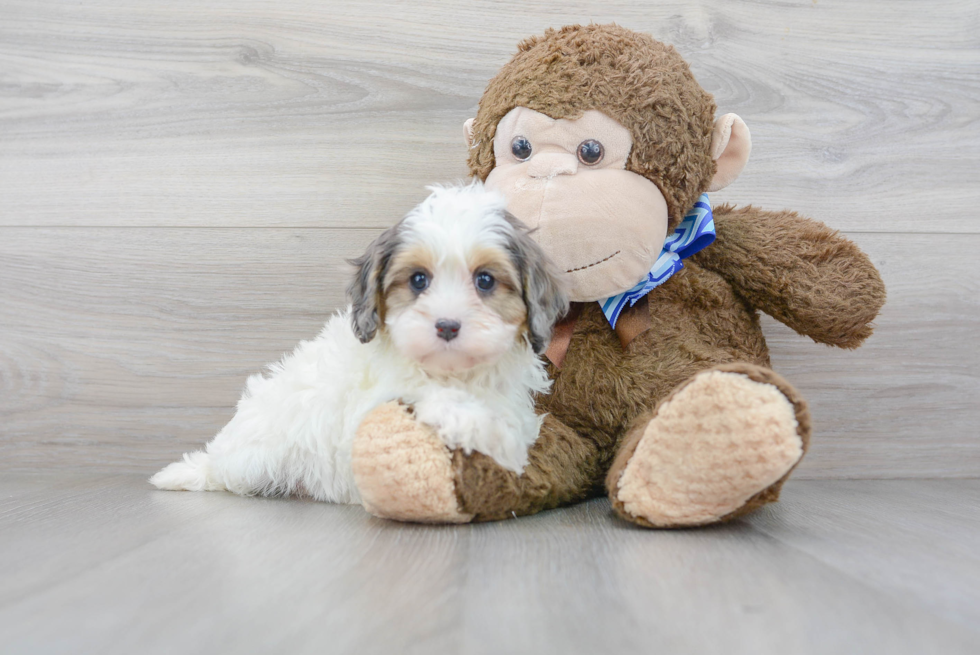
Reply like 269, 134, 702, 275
351, 401, 473, 524
413, 389, 488, 441
608, 366, 808, 528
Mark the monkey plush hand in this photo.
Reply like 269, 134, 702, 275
351, 24, 886, 527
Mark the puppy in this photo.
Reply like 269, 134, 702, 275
150, 182, 567, 504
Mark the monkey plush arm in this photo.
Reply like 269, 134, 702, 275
690, 204, 886, 349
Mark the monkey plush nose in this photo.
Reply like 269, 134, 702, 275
527, 153, 578, 179
435, 319, 461, 341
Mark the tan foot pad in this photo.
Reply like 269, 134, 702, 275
351, 401, 473, 524
615, 371, 803, 527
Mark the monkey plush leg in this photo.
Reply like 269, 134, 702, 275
606, 363, 811, 528
352, 402, 473, 523
352, 402, 604, 523
450, 413, 604, 522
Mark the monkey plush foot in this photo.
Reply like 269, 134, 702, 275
607, 364, 810, 528
352, 401, 473, 524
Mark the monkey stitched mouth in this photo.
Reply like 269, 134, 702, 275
566, 251, 620, 273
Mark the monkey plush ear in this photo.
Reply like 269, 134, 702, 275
464, 118, 475, 147
708, 113, 752, 192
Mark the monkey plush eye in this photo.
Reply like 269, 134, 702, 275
577, 139, 604, 165
511, 136, 532, 161
409, 271, 429, 293
474, 271, 496, 292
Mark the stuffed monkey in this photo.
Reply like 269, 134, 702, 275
351, 24, 886, 528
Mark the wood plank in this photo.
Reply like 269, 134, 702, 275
0, 474, 219, 606
1, 0, 977, 231
0, 474, 977, 654
1, 228, 976, 478
748, 479, 980, 630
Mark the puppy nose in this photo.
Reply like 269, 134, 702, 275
435, 319, 461, 341
527, 153, 578, 179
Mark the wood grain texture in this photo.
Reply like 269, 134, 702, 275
1, 228, 977, 478
0, 0, 977, 231
1, 0, 978, 478
0, 474, 978, 654
747, 479, 980, 630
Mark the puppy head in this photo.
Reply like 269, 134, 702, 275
348, 182, 568, 374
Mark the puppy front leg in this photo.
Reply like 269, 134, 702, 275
413, 389, 533, 474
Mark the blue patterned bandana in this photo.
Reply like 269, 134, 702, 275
598, 194, 715, 328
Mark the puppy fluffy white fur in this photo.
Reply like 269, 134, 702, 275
150, 182, 567, 504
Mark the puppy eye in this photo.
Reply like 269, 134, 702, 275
577, 139, 604, 165
511, 136, 532, 161
474, 271, 496, 292
409, 271, 429, 292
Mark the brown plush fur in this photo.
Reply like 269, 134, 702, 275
361, 24, 886, 527
450, 204, 884, 526
691, 205, 887, 348
467, 23, 717, 229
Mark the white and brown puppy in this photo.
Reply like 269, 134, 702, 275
150, 182, 567, 504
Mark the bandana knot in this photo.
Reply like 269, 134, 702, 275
598, 194, 714, 327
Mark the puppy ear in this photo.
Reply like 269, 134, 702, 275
502, 211, 569, 354
347, 224, 401, 343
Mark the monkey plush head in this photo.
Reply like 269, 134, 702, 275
464, 24, 751, 301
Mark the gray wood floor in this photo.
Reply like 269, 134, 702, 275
0, 475, 978, 655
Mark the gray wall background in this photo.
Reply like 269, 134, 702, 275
1, 0, 977, 478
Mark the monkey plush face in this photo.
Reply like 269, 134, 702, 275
465, 24, 751, 302
484, 107, 670, 301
